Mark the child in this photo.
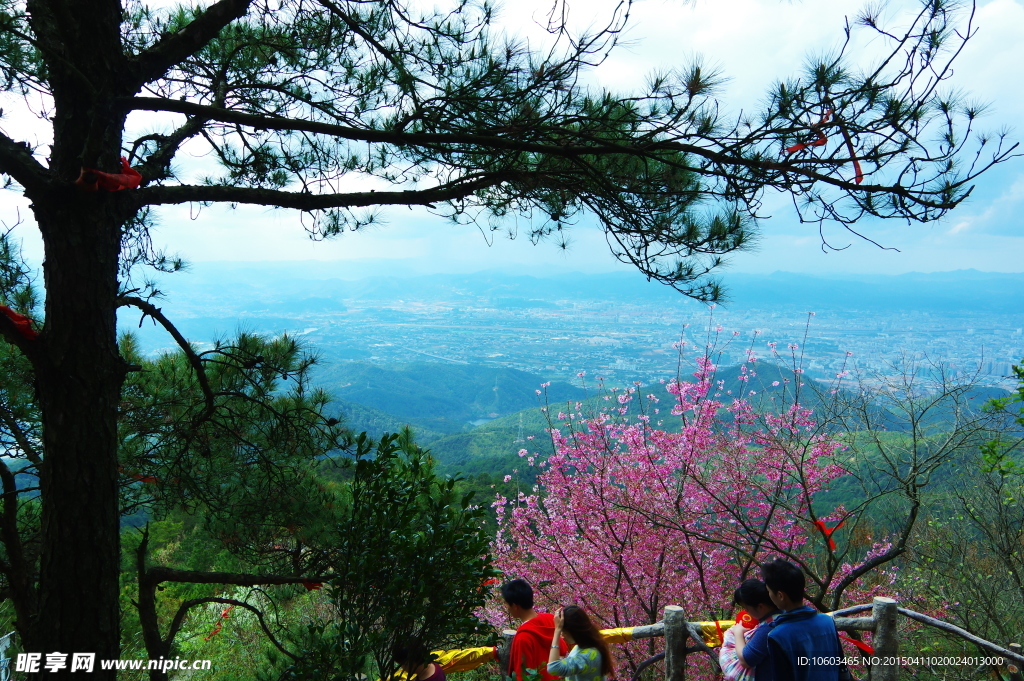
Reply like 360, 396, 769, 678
393, 639, 446, 681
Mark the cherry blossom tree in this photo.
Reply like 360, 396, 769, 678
491, 357, 893, 674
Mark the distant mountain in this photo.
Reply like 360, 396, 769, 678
719, 270, 1024, 313
331, 398, 446, 444
136, 264, 1024, 317
321, 361, 586, 434
325, 359, 1012, 477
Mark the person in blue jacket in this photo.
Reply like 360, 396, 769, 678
759, 559, 843, 681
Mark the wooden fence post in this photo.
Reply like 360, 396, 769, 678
497, 629, 515, 677
870, 597, 898, 681
664, 606, 688, 681
1007, 643, 1023, 681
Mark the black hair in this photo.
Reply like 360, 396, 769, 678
732, 578, 773, 609
561, 606, 614, 676
500, 578, 534, 610
760, 558, 805, 603
392, 639, 430, 670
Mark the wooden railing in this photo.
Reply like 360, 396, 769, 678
486, 597, 1024, 680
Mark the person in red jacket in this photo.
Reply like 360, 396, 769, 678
501, 579, 568, 681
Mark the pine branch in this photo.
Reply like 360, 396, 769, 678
123, 96, 985, 211
117, 296, 215, 423
0, 133, 51, 196
134, 173, 508, 210
145, 565, 334, 587
129, 0, 255, 88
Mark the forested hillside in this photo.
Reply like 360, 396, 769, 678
323, 362, 585, 434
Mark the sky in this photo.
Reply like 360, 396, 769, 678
2, 0, 1023, 277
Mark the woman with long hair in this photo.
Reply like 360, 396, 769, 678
547, 606, 614, 681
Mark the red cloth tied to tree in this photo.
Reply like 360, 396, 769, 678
785, 111, 832, 154
814, 519, 845, 551
839, 633, 874, 654
0, 305, 38, 340
75, 157, 142, 191
204, 605, 235, 641
784, 109, 865, 184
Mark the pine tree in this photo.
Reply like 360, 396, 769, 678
0, 0, 1014, 673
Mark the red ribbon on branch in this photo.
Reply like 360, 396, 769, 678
204, 605, 235, 641
0, 305, 38, 340
75, 157, 142, 191
117, 465, 158, 484
784, 108, 864, 184
839, 634, 874, 655
813, 519, 846, 551
785, 110, 832, 154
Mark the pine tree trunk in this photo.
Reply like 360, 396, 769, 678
28, 196, 126, 677
20, 1, 130, 670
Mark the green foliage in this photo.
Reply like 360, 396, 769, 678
899, 451, 1024, 655
272, 431, 496, 681
981, 362, 1024, 476
322, 362, 584, 435
117, 330, 348, 571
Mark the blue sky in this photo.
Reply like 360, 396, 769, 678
3, 0, 1022, 276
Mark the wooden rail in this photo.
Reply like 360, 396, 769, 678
489, 597, 1024, 680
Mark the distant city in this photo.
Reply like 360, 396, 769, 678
304, 303, 1022, 389
127, 264, 1024, 393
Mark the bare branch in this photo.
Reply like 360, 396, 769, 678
0, 456, 37, 628
165, 597, 298, 661
0, 403, 41, 464
146, 565, 333, 587
0, 133, 51, 196
897, 608, 1024, 666
135, 173, 513, 210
